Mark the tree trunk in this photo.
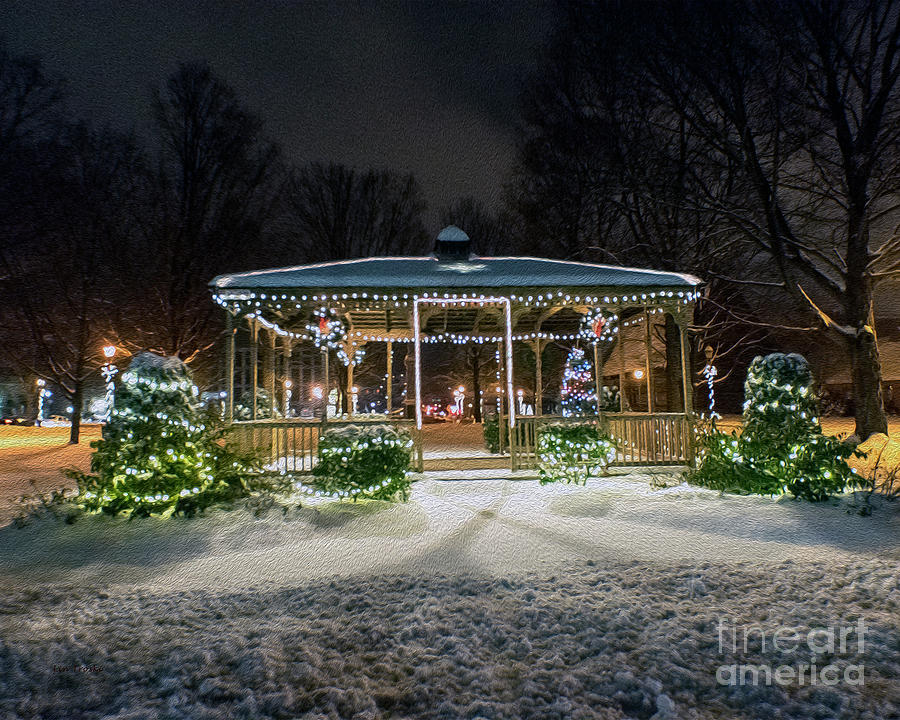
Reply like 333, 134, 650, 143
846, 328, 888, 439
469, 346, 482, 422
664, 314, 683, 412
68, 382, 84, 444
843, 195, 888, 440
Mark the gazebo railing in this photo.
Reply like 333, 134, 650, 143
509, 412, 694, 469
226, 418, 424, 475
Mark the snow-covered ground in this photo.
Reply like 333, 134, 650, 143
0, 471, 898, 719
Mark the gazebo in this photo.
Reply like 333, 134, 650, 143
210, 227, 702, 472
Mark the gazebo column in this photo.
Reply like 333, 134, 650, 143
321, 348, 330, 420
644, 309, 654, 413
346, 361, 354, 416
250, 319, 259, 420
593, 342, 603, 418
266, 330, 276, 418
529, 338, 546, 417
225, 311, 235, 423
386, 340, 393, 414
678, 314, 694, 415
618, 320, 630, 411
282, 336, 292, 416
404, 346, 415, 419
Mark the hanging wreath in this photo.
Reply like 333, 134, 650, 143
308, 308, 345, 349
580, 309, 618, 343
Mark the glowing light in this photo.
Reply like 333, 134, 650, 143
103, 345, 117, 359
633, 369, 644, 380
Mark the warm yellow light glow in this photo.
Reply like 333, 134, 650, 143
103, 345, 117, 358
633, 369, 645, 380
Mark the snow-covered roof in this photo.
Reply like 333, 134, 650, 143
210, 256, 701, 291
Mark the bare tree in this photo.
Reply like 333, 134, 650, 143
128, 62, 280, 366
0, 122, 141, 442
284, 162, 429, 261
516, 0, 900, 437
638, 0, 900, 438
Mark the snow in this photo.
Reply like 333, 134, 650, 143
127, 351, 188, 375
436, 225, 470, 244
0, 472, 898, 719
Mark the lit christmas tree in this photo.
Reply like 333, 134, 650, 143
561, 347, 596, 416
71, 352, 254, 517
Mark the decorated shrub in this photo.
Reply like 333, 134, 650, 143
308, 423, 414, 501
68, 352, 257, 517
689, 353, 860, 501
483, 414, 500, 453
536, 422, 618, 485
561, 347, 597, 416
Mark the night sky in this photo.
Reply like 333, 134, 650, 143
1, 1, 557, 221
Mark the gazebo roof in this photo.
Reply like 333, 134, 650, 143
210, 256, 701, 292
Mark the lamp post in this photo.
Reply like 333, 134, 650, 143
101, 345, 118, 423
702, 345, 720, 421
283, 379, 292, 417
35, 378, 50, 426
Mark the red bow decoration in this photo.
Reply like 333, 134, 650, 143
318, 316, 329, 334
592, 316, 606, 337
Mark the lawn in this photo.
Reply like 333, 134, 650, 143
0, 472, 898, 719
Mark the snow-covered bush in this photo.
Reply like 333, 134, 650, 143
688, 353, 860, 501
310, 423, 413, 501
233, 388, 281, 420
536, 422, 618, 485
67, 352, 259, 517
598, 385, 621, 412
483, 415, 500, 453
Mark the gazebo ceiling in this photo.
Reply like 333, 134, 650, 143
210, 255, 701, 291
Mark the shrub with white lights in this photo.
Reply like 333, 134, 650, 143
536, 422, 618, 485
68, 352, 257, 517
561, 347, 596, 416
689, 353, 860, 500
307, 423, 414, 501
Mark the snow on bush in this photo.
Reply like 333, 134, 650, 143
483, 414, 500, 453
308, 423, 413, 501
689, 353, 861, 500
67, 352, 260, 517
536, 422, 617, 484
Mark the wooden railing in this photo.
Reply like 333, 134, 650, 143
605, 413, 693, 466
509, 413, 694, 469
226, 418, 424, 474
